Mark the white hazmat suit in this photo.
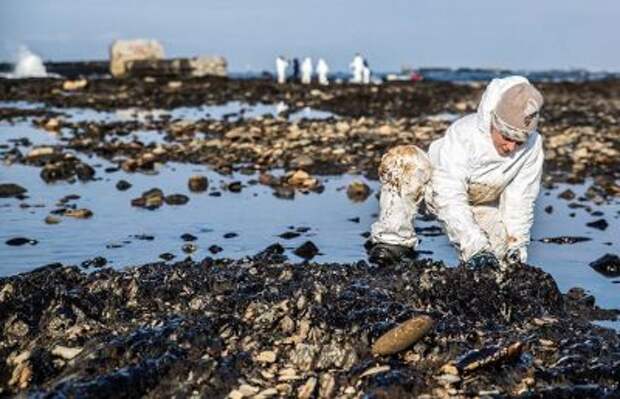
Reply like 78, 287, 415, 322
301, 57, 313, 84
362, 65, 371, 84
275, 56, 289, 84
371, 76, 544, 263
316, 58, 329, 85
350, 54, 364, 83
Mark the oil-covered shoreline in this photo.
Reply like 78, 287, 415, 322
1, 73, 619, 397
1, 247, 619, 398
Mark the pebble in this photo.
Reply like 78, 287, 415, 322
6, 237, 38, 246
346, 181, 371, 202
51, 346, 83, 360
0, 183, 27, 198
180, 233, 197, 242
372, 315, 435, 355
44, 215, 61, 225
586, 219, 608, 231
188, 175, 208, 192
208, 245, 223, 254
116, 180, 132, 191
164, 194, 189, 205
294, 241, 319, 260
159, 253, 175, 261
182, 243, 197, 254
64, 209, 93, 219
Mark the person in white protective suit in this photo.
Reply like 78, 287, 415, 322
350, 53, 364, 83
275, 56, 289, 84
301, 57, 313, 84
316, 58, 329, 85
369, 76, 544, 268
361, 59, 371, 84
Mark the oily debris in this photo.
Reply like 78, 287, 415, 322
0, 249, 618, 398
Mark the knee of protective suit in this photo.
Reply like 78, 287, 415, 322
378, 145, 432, 203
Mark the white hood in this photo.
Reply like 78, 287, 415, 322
476, 76, 529, 135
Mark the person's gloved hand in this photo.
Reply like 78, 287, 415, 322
505, 246, 527, 265
466, 251, 500, 269
505, 248, 522, 265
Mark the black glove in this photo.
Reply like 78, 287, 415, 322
505, 248, 523, 265
466, 251, 500, 269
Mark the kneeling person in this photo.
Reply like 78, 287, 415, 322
369, 76, 544, 267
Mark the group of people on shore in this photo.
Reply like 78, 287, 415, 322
275, 53, 371, 85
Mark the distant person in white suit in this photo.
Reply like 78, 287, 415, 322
316, 58, 329, 85
349, 53, 364, 83
362, 58, 371, 84
275, 56, 289, 84
301, 57, 313, 84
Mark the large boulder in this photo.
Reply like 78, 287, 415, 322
123, 56, 227, 78
109, 39, 165, 77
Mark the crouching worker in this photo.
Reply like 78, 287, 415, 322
369, 76, 544, 268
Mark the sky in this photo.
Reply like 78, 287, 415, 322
1, 0, 619, 72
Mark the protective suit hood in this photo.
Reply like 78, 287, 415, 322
476, 76, 529, 135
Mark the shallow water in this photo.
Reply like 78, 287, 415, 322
0, 100, 337, 123
1, 108, 618, 325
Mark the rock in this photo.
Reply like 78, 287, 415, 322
159, 253, 175, 261
8, 360, 32, 389
278, 231, 301, 240
558, 189, 576, 200
208, 245, 223, 254
62, 79, 88, 91
346, 181, 371, 202
0, 183, 27, 198
132, 234, 154, 241
566, 287, 595, 307
288, 170, 318, 189
135, 188, 164, 209
227, 181, 242, 193
273, 186, 295, 200
291, 154, 314, 169
188, 175, 208, 192
188, 55, 227, 77
116, 180, 132, 191
6, 237, 37, 246
81, 257, 107, 268
297, 377, 317, 399
589, 254, 620, 278
26, 147, 55, 161
452, 341, 523, 374
586, 219, 608, 231
182, 243, 197, 254
372, 316, 435, 355
64, 209, 93, 219
544, 205, 553, 214
255, 351, 277, 363
42, 118, 61, 132
314, 342, 356, 369
124, 56, 227, 78
75, 163, 95, 181
44, 215, 61, 225
538, 236, 591, 244
319, 373, 336, 398
51, 346, 83, 360
290, 344, 318, 371
181, 233, 197, 242
109, 39, 165, 77
164, 194, 189, 205
294, 241, 319, 260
